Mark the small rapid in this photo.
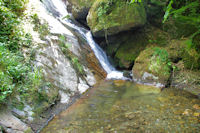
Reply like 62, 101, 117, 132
43, 0, 126, 80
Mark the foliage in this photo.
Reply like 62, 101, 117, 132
130, 0, 142, 4
153, 47, 169, 63
0, 0, 44, 104
163, 0, 200, 39
31, 13, 50, 40
0, 45, 42, 103
97, 0, 143, 18
163, 0, 200, 25
58, 35, 84, 75
97, 1, 112, 17
2, 0, 28, 14
0, 0, 32, 51
151, 47, 175, 75
72, 57, 84, 75
162, 0, 200, 69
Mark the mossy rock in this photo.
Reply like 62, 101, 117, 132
163, 18, 199, 39
87, 0, 146, 37
114, 31, 148, 69
166, 39, 200, 70
165, 40, 186, 62
68, 0, 95, 20
132, 47, 171, 86
102, 25, 169, 69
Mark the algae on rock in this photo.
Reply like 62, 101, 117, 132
87, 0, 147, 37
132, 47, 171, 87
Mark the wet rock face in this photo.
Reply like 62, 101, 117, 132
86, 51, 107, 79
2, 0, 98, 131
67, 0, 95, 20
32, 2, 97, 109
104, 29, 148, 69
132, 47, 171, 87
87, 0, 146, 37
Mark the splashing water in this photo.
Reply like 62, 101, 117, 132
43, 0, 126, 80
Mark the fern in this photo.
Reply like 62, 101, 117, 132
163, 0, 200, 25
163, 0, 173, 23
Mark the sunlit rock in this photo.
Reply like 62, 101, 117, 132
59, 90, 70, 104
87, 0, 146, 37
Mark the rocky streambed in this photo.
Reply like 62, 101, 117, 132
41, 80, 200, 132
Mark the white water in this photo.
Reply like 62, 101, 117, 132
43, 0, 126, 80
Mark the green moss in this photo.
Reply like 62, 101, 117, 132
31, 13, 50, 40
58, 35, 85, 75
24, 127, 33, 133
133, 47, 171, 84
166, 39, 200, 70
114, 32, 148, 69
87, 0, 146, 36
182, 48, 200, 70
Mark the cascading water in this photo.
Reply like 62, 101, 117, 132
43, 0, 126, 80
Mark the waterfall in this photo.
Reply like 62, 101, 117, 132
43, 0, 127, 80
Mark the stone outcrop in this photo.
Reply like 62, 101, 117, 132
132, 47, 171, 87
87, 0, 146, 37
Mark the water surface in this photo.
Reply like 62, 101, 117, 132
42, 80, 200, 132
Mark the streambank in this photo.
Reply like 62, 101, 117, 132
0, 0, 104, 132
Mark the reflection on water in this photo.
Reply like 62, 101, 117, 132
42, 81, 200, 133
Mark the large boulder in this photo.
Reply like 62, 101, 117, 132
106, 29, 148, 69
87, 0, 146, 37
132, 47, 171, 87
67, 0, 95, 20
99, 25, 169, 69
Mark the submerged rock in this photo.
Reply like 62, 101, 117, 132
132, 47, 171, 87
87, 0, 146, 37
